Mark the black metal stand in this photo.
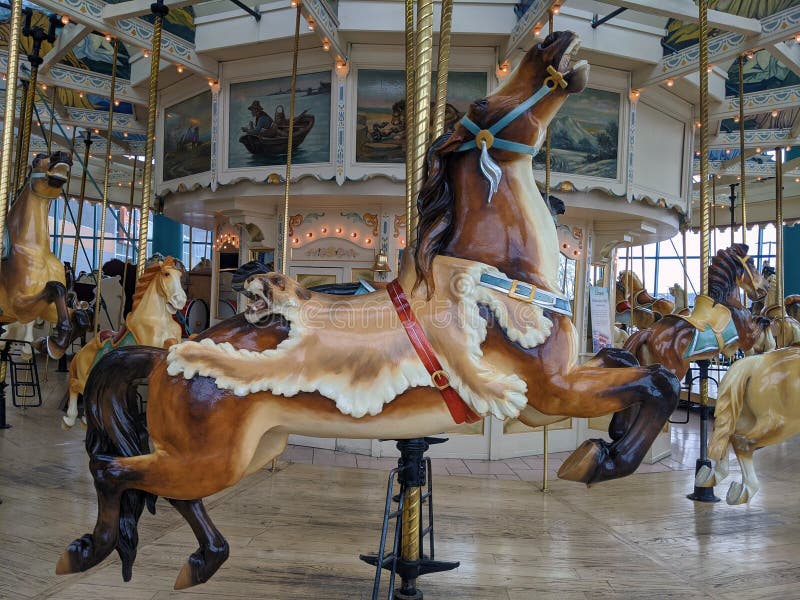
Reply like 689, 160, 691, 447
360, 437, 459, 599
0, 324, 10, 429
687, 360, 720, 503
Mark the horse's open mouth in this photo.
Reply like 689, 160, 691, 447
542, 32, 589, 93
46, 162, 71, 186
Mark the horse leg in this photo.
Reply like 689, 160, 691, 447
696, 445, 731, 488
583, 348, 642, 441
727, 447, 760, 505
170, 499, 230, 590
548, 363, 679, 484
15, 281, 72, 358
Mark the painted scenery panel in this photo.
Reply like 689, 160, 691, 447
163, 91, 212, 181
228, 71, 331, 168
356, 70, 487, 163
534, 87, 620, 179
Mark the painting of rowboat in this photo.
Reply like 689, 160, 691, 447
356, 70, 487, 163
163, 91, 212, 181
228, 71, 332, 168
533, 87, 621, 179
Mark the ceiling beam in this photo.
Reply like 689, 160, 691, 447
710, 84, 800, 120
33, 0, 218, 80
597, 0, 762, 35
40, 24, 91, 76
632, 4, 800, 89
708, 128, 796, 149
767, 41, 800, 78
102, 0, 198, 21
501, 0, 557, 64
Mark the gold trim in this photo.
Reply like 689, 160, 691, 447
281, 6, 301, 275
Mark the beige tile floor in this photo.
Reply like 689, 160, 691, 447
2, 363, 796, 600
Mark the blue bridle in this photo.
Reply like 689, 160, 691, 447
455, 65, 568, 157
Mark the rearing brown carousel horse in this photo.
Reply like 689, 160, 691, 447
0, 151, 90, 357
623, 244, 771, 380
58, 32, 679, 590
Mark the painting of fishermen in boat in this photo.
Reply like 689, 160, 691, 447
228, 71, 331, 168
162, 91, 212, 181
356, 70, 487, 163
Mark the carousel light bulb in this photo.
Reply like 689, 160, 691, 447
114, 99, 120, 106
733, 116, 740, 123
533, 27, 541, 37
796, 33, 800, 43
307, 19, 315, 31
60, 14, 69, 25
400, 238, 406, 246
756, 147, 762, 153
787, 145, 792, 151
335, 227, 342, 234
707, 64, 713, 73
41, 83, 46, 90
666, 79, 674, 87
123, 131, 128, 137
143, 50, 150, 58
795, 177, 800, 183
321, 227, 327, 234
78, 92, 83, 97
366, 238, 372, 244
725, 148, 731, 154
176, 65, 184, 74
746, 50, 755, 59
351, 232, 358, 238
290, 0, 298, 6
292, 237, 299, 244
551, 5, 559, 14
94, 129, 100, 134
772, 110, 779, 117
208, 79, 215, 86
306, 232, 313, 238
695, 121, 702, 128
1, 73, 5, 81
322, 39, 330, 51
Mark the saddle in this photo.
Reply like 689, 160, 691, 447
97, 327, 134, 346
676, 295, 738, 358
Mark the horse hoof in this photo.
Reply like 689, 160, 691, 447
80, 417, 87, 430
558, 439, 603, 484
174, 562, 196, 590
727, 482, 748, 505
695, 465, 715, 488
62, 416, 75, 430
55, 549, 77, 575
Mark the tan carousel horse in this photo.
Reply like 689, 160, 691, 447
618, 270, 675, 315
695, 347, 800, 504
0, 151, 91, 356
761, 273, 800, 347
614, 283, 659, 330
623, 245, 772, 380
669, 282, 690, 316
58, 32, 680, 590
63, 257, 186, 429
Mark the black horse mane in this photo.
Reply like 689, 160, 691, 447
708, 243, 750, 304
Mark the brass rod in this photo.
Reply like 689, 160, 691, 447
137, 2, 168, 280
17, 64, 39, 187
699, 0, 710, 409
408, 0, 435, 248
431, 0, 453, 139
46, 85, 56, 154
403, 0, 415, 244
545, 10, 553, 204
401, 485, 421, 561
71, 134, 92, 271
541, 425, 549, 493
13, 80, 27, 192
56, 126, 77, 260
94, 38, 119, 335
0, 0, 23, 273
280, 5, 301, 275
776, 147, 784, 314
738, 55, 746, 245
682, 225, 689, 307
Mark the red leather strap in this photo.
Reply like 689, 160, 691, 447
616, 301, 631, 313
387, 279, 481, 425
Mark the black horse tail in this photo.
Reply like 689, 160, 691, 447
83, 346, 166, 581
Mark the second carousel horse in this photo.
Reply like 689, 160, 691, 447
669, 282, 690, 316
63, 257, 186, 429
58, 32, 679, 590
618, 270, 675, 316
0, 152, 91, 357
761, 272, 800, 347
623, 245, 771, 380
696, 347, 800, 504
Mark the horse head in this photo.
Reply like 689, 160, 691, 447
133, 257, 187, 316
30, 150, 72, 199
729, 244, 767, 302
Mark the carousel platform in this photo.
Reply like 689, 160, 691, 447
2, 369, 800, 599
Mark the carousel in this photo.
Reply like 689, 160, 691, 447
1, 0, 800, 598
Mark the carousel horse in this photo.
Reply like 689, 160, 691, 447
695, 347, 800, 504
615, 282, 660, 330
669, 283, 690, 316
760, 272, 800, 348
63, 257, 186, 429
750, 264, 774, 315
618, 270, 675, 316
786, 295, 800, 322
0, 151, 91, 358
58, 32, 680, 590
623, 245, 771, 380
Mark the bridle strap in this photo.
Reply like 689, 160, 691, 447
455, 66, 567, 157
737, 255, 756, 288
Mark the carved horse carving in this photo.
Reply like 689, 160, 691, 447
617, 270, 674, 316
614, 283, 660, 330
669, 283, 690, 316
696, 347, 800, 504
64, 257, 186, 429
0, 152, 91, 357
58, 33, 679, 590
623, 245, 771, 380
761, 273, 800, 348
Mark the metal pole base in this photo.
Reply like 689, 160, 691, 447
394, 583, 423, 600
687, 458, 720, 503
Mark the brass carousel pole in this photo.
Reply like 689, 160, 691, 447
0, 0, 23, 430
13, 80, 27, 192
45, 86, 56, 154
93, 38, 119, 335
688, 0, 719, 503
738, 55, 747, 246
431, 0, 452, 140
137, 0, 169, 280
118, 155, 139, 326
403, 0, 415, 244
280, 4, 301, 276
775, 146, 785, 346
56, 126, 77, 261
407, 0, 434, 248
682, 224, 689, 308
71, 131, 93, 271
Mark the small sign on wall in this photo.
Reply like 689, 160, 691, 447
589, 286, 612, 353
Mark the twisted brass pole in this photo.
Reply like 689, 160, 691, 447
776, 147, 784, 317
403, 0, 415, 243
431, 0, 452, 139
407, 0, 434, 248
71, 133, 92, 271
0, 0, 23, 274
738, 55, 747, 245
94, 38, 119, 335
119, 156, 139, 325
280, 5, 301, 275
137, 1, 168, 280
17, 69, 39, 188
56, 126, 77, 259
13, 80, 27, 193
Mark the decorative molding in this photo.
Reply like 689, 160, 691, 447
710, 128, 794, 149
626, 97, 637, 191
502, 0, 555, 63
712, 85, 800, 120
393, 214, 406, 239
210, 83, 220, 192
301, 0, 346, 61
335, 71, 347, 185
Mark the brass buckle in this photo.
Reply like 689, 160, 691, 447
509, 280, 536, 303
543, 65, 568, 90
431, 369, 450, 390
